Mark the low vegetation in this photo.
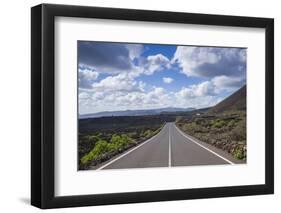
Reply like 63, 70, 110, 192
176, 110, 246, 160
80, 134, 134, 164
79, 85, 247, 168
78, 116, 166, 170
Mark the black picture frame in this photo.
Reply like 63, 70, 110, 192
31, 3, 274, 209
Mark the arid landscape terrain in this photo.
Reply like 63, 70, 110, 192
78, 85, 246, 170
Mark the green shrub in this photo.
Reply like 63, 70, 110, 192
211, 119, 227, 128
227, 119, 237, 128
81, 139, 109, 164
143, 130, 153, 138
233, 147, 244, 160
111, 134, 132, 148
82, 134, 135, 163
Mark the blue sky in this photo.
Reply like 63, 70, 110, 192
78, 41, 246, 114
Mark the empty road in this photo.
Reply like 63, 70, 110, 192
96, 123, 236, 170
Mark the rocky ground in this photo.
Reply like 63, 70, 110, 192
176, 110, 246, 161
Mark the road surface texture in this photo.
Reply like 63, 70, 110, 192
95, 123, 242, 170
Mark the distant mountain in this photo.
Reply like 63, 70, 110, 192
80, 107, 196, 119
210, 85, 246, 113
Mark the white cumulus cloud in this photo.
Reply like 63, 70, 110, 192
141, 54, 171, 75
79, 86, 176, 114
176, 81, 218, 99
163, 77, 174, 84
211, 75, 245, 89
91, 72, 144, 92
78, 42, 246, 114
78, 67, 99, 89
173, 46, 246, 78
125, 44, 144, 60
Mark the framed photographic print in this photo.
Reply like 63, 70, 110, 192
31, 4, 274, 209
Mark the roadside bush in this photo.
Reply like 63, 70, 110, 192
81, 139, 109, 164
211, 119, 227, 128
81, 134, 134, 165
143, 130, 154, 138
227, 119, 237, 128
233, 146, 244, 160
78, 134, 101, 159
110, 134, 133, 149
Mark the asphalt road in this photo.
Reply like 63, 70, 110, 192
97, 123, 236, 170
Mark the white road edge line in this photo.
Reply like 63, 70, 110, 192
174, 124, 235, 165
168, 124, 171, 167
96, 124, 166, 170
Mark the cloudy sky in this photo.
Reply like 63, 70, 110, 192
78, 41, 246, 115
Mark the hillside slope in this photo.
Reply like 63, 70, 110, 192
210, 85, 246, 113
